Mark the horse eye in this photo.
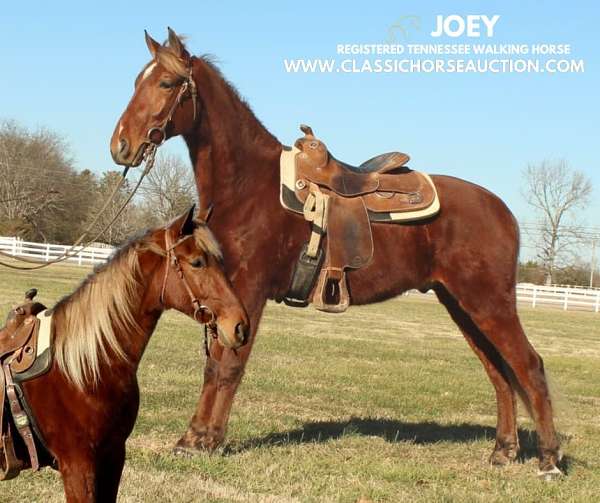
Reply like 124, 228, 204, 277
159, 81, 174, 89
190, 257, 206, 268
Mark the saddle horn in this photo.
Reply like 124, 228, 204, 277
300, 124, 315, 138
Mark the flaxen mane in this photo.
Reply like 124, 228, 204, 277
53, 224, 222, 389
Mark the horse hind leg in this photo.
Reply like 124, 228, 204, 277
440, 284, 562, 477
434, 285, 520, 465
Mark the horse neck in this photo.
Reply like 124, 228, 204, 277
53, 251, 164, 382
184, 57, 283, 214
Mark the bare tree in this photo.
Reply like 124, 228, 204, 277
138, 152, 196, 226
522, 159, 593, 284
0, 121, 71, 240
84, 171, 143, 246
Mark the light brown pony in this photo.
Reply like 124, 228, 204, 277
11, 208, 248, 502
110, 29, 563, 477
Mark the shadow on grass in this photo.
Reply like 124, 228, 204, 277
227, 417, 541, 462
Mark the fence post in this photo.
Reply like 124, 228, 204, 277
532, 286, 537, 308
596, 291, 600, 313
78, 249, 83, 266
11, 237, 17, 257
45, 243, 50, 262
563, 288, 569, 311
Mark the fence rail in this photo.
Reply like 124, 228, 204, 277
1, 236, 599, 313
410, 284, 599, 313
0, 236, 114, 266
516, 283, 599, 313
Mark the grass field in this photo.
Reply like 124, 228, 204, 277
0, 262, 599, 502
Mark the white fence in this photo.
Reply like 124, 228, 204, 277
411, 284, 599, 314
1, 236, 599, 313
516, 283, 599, 313
0, 236, 114, 266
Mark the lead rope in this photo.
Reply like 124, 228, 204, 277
0, 62, 197, 271
0, 145, 158, 270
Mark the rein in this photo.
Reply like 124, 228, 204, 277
0, 146, 158, 271
0, 64, 198, 271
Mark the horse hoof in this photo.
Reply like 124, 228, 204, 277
175, 427, 224, 453
537, 466, 563, 481
489, 450, 512, 466
489, 445, 518, 466
199, 433, 224, 452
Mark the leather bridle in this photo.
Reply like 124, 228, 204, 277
159, 230, 216, 329
146, 65, 198, 147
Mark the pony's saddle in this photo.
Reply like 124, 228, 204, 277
0, 289, 53, 481
280, 125, 440, 313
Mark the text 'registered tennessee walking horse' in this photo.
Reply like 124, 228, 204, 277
0, 208, 249, 502
109, 28, 563, 478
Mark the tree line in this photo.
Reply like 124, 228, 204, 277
0, 120, 196, 245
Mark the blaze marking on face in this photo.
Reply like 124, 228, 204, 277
141, 62, 157, 82
117, 123, 124, 137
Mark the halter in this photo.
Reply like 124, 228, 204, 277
147, 65, 198, 146
159, 230, 215, 328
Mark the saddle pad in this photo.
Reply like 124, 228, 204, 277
12, 310, 53, 383
280, 146, 441, 223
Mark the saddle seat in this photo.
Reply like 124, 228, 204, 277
280, 125, 441, 313
352, 151, 411, 173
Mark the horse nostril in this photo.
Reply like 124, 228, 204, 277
118, 138, 129, 156
235, 322, 248, 344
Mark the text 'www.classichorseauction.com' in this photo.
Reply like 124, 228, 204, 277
283, 44, 585, 74
283, 14, 585, 75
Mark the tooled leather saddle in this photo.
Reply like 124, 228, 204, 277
279, 125, 440, 313
0, 289, 54, 480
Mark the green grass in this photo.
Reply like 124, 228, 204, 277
1, 262, 599, 502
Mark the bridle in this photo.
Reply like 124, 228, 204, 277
146, 64, 198, 147
159, 230, 216, 330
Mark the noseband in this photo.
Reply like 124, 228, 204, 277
159, 231, 215, 328
147, 65, 198, 146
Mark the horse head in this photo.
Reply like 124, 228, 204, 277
110, 28, 198, 166
147, 206, 249, 349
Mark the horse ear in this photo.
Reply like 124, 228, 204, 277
179, 204, 197, 236
167, 27, 186, 58
195, 205, 213, 225
145, 30, 161, 58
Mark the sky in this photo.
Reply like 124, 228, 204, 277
1, 1, 598, 257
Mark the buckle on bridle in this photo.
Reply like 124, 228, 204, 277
145, 66, 197, 148
147, 127, 166, 146
193, 302, 216, 325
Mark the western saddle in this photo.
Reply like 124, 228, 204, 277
280, 125, 440, 313
0, 289, 54, 480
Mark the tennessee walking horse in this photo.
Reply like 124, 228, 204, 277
110, 29, 563, 477
0, 209, 249, 502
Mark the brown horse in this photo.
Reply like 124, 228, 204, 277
110, 29, 562, 477
7, 208, 249, 502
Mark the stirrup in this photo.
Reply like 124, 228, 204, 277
312, 268, 350, 313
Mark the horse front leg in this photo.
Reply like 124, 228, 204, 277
174, 346, 223, 454
60, 453, 98, 503
175, 300, 265, 453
